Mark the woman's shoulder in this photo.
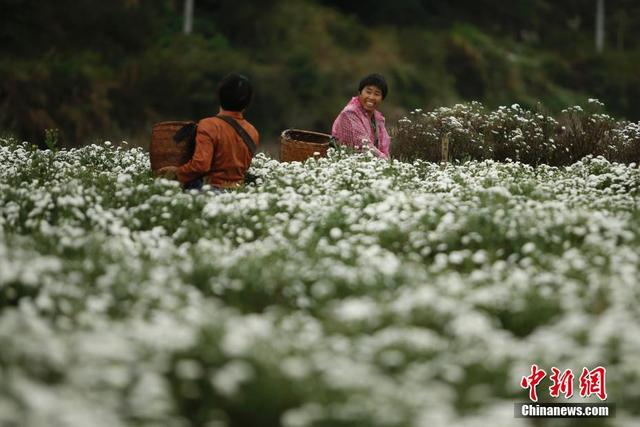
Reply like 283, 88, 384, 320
340, 106, 359, 117
342, 106, 368, 124
341, 97, 361, 112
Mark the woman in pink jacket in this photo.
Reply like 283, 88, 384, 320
331, 73, 391, 159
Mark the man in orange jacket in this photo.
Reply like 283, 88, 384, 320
158, 73, 259, 191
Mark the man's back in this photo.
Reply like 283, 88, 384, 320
159, 73, 258, 189
177, 111, 259, 188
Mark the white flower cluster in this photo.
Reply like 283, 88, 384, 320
0, 138, 639, 426
396, 102, 640, 167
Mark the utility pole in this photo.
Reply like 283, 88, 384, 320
183, 0, 194, 34
595, 0, 605, 53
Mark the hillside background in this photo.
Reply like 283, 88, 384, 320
1, 0, 639, 151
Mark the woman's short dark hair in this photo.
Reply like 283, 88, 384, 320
218, 73, 253, 111
358, 73, 388, 99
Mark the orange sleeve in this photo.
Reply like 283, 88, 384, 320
177, 122, 215, 185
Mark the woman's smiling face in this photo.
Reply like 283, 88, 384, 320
358, 85, 383, 114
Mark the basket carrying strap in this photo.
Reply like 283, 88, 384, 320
214, 115, 257, 156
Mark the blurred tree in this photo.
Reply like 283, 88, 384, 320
0, 0, 174, 145
0, 0, 173, 58
596, 0, 605, 52
319, 0, 428, 26
184, 0, 194, 34
1, 0, 640, 146
194, 0, 280, 49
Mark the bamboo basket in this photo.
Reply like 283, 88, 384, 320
280, 129, 331, 162
149, 121, 194, 173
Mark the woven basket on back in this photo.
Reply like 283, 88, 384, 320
149, 121, 194, 173
280, 129, 331, 162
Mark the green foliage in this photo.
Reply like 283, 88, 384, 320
1, 0, 640, 148
43, 128, 60, 152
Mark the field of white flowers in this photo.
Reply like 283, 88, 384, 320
1, 138, 639, 427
